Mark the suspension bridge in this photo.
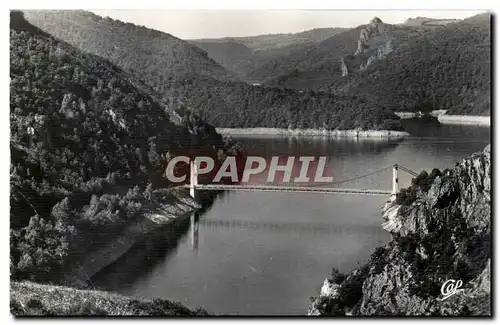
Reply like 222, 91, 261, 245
184, 161, 420, 251
183, 161, 420, 199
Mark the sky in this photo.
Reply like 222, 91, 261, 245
91, 10, 486, 39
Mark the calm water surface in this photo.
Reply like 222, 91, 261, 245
93, 122, 490, 315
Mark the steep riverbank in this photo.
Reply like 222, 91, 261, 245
216, 128, 409, 138
309, 145, 491, 316
63, 189, 201, 287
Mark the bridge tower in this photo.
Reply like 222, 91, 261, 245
189, 160, 198, 199
392, 164, 399, 197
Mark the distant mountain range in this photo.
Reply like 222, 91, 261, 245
402, 16, 461, 27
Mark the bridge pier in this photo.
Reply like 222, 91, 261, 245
190, 211, 199, 252
189, 160, 198, 200
391, 164, 399, 200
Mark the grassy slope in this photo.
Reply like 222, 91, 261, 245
11, 281, 209, 316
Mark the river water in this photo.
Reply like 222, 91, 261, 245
92, 122, 490, 315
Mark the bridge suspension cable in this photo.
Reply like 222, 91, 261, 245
398, 165, 420, 177
182, 162, 424, 197
296, 164, 419, 188
303, 165, 393, 188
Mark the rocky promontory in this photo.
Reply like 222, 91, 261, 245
309, 145, 491, 316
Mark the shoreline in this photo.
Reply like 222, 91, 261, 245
216, 128, 410, 138
395, 111, 490, 126
64, 189, 200, 287
395, 110, 447, 119
437, 115, 490, 126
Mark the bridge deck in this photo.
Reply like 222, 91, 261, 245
184, 184, 392, 196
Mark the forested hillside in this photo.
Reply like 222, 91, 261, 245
9, 11, 238, 284
22, 10, 234, 81
23, 10, 403, 131
256, 18, 432, 87
256, 14, 490, 116
153, 77, 403, 130
329, 13, 491, 115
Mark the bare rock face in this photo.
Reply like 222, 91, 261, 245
309, 145, 491, 316
340, 58, 348, 76
338, 17, 394, 74
355, 17, 386, 55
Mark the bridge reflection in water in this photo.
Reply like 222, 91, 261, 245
187, 163, 420, 251
189, 212, 384, 251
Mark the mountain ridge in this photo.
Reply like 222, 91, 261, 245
23, 10, 236, 81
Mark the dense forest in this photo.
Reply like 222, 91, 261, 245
155, 77, 403, 130
9, 11, 241, 283
23, 10, 403, 131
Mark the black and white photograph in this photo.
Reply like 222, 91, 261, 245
7, 3, 492, 317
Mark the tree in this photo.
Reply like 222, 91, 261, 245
50, 197, 72, 224
144, 183, 153, 201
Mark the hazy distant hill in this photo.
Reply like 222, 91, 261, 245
402, 16, 461, 27
194, 27, 347, 52
23, 10, 234, 81
192, 28, 346, 78
191, 40, 254, 78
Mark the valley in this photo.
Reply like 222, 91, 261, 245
10, 9, 491, 316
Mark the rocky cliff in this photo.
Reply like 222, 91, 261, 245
309, 145, 491, 316
341, 17, 395, 73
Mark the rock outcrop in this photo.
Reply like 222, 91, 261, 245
309, 145, 491, 316
355, 17, 386, 55
340, 17, 400, 74
340, 57, 348, 77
